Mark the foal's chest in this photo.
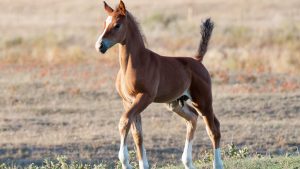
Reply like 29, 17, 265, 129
116, 72, 140, 103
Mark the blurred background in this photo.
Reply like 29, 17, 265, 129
0, 0, 299, 167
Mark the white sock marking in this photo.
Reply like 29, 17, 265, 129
182, 139, 195, 169
119, 140, 132, 169
138, 145, 149, 169
213, 148, 224, 169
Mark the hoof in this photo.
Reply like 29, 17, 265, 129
213, 160, 224, 169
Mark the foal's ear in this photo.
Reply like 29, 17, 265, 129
103, 1, 113, 14
117, 0, 126, 16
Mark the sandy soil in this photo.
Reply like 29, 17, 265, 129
0, 64, 299, 166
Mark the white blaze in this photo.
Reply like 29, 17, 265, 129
95, 16, 113, 50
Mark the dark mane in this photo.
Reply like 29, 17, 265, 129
126, 11, 147, 46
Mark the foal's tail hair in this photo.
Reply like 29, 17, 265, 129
195, 18, 214, 62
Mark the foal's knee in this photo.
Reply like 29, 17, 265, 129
119, 116, 131, 134
187, 116, 197, 131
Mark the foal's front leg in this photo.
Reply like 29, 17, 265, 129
131, 114, 149, 169
118, 94, 152, 169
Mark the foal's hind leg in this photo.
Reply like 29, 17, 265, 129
166, 100, 198, 169
193, 102, 224, 169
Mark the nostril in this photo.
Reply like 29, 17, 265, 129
100, 42, 104, 49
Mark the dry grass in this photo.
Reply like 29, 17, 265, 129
1, 154, 300, 169
0, 64, 299, 166
0, 0, 299, 73
0, 0, 300, 167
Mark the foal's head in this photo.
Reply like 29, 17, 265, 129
95, 1, 127, 54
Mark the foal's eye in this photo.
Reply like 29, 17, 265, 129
114, 23, 121, 29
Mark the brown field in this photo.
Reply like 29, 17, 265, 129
0, 0, 300, 167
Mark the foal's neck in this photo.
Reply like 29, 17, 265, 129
119, 14, 147, 74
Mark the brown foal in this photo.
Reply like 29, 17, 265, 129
95, 1, 224, 169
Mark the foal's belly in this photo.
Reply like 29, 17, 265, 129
154, 69, 191, 103
153, 89, 189, 103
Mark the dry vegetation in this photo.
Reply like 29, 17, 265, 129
1, 0, 300, 73
0, 0, 299, 167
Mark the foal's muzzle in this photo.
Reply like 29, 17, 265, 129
99, 41, 107, 54
96, 40, 113, 54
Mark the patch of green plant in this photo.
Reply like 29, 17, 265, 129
115, 150, 139, 169
224, 143, 250, 159
1, 145, 300, 169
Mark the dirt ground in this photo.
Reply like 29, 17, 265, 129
0, 63, 299, 166
0, 0, 299, 166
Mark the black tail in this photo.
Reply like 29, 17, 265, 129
196, 18, 214, 62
